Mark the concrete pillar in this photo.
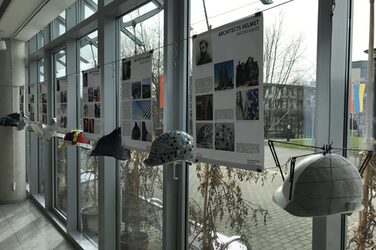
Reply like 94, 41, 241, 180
0, 39, 27, 203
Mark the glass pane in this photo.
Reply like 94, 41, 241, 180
81, 0, 98, 21
55, 138, 68, 215
52, 10, 66, 39
346, 1, 374, 249
80, 148, 99, 244
38, 58, 46, 196
188, 0, 317, 249
55, 49, 66, 78
119, 3, 164, 249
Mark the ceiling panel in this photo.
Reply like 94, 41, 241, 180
0, 0, 76, 41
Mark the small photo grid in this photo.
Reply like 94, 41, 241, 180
215, 123, 234, 151
235, 56, 259, 87
236, 89, 259, 120
196, 123, 213, 149
196, 94, 213, 121
83, 118, 95, 133
131, 121, 152, 142
214, 60, 234, 91
122, 60, 131, 81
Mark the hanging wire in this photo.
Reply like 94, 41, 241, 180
202, 0, 211, 31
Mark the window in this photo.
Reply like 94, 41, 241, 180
52, 10, 66, 39
188, 0, 318, 248
79, 0, 98, 21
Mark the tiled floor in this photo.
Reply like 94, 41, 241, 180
0, 199, 77, 250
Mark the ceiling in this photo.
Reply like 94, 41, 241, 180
0, 0, 75, 41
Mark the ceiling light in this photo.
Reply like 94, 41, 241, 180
0, 40, 6, 50
260, 0, 273, 4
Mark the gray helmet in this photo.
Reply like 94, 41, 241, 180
144, 131, 194, 166
273, 153, 363, 217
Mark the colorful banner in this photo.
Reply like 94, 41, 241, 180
121, 51, 154, 152
82, 68, 101, 140
351, 82, 366, 113
192, 13, 264, 171
56, 76, 68, 132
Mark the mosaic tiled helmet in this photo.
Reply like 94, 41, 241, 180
0, 112, 28, 130
273, 153, 363, 217
90, 127, 130, 161
144, 131, 195, 166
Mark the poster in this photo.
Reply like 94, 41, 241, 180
192, 13, 264, 171
19, 86, 24, 114
56, 76, 68, 132
82, 68, 101, 140
28, 84, 36, 121
39, 82, 48, 124
121, 51, 153, 151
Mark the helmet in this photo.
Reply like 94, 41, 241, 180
59, 130, 89, 148
29, 118, 57, 139
0, 113, 28, 130
144, 131, 195, 166
90, 127, 130, 161
273, 153, 363, 217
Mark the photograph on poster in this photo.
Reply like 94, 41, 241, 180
214, 60, 234, 91
42, 104, 47, 114
196, 38, 213, 65
83, 72, 88, 87
60, 91, 67, 103
132, 82, 141, 99
131, 121, 141, 140
236, 89, 259, 120
60, 116, 67, 128
122, 59, 131, 80
196, 94, 213, 121
142, 78, 151, 99
83, 104, 89, 116
42, 94, 47, 103
141, 121, 152, 142
132, 100, 151, 120
57, 80, 61, 91
95, 103, 100, 118
94, 87, 100, 102
61, 104, 67, 114
84, 118, 88, 132
215, 123, 234, 151
236, 57, 259, 87
88, 119, 94, 133
88, 87, 94, 102
196, 123, 213, 149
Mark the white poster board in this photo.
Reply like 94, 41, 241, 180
121, 51, 153, 152
28, 84, 36, 121
192, 13, 264, 171
38, 82, 48, 124
56, 76, 68, 132
82, 68, 101, 140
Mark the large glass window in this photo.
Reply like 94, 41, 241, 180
79, 30, 99, 244
52, 10, 66, 39
79, 0, 98, 21
188, 0, 317, 249
346, 1, 375, 249
119, 2, 164, 249
54, 49, 67, 216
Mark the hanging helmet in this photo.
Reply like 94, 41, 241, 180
0, 113, 28, 130
90, 127, 130, 161
143, 130, 195, 166
29, 118, 57, 139
272, 153, 363, 217
59, 130, 89, 148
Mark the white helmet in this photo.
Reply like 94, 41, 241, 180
144, 131, 195, 166
272, 153, 363, 217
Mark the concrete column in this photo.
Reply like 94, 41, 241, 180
0, 39, 27, 203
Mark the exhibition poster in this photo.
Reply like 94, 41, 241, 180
39, 82, 48, 124
19, 86, 24, 114
56, 76, 68, 131
121, 51, 153, 152
28, 84, 36, 121
82, 68, 101, 140
192, 13, 264, 171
